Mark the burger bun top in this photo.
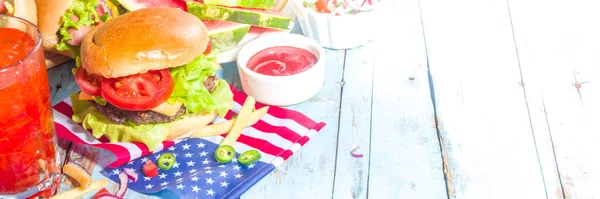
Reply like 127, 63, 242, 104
80, 8, 210, 78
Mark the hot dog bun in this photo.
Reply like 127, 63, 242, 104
12, 0, 38, 24
34, 0, 73, 57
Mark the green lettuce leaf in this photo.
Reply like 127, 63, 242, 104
211, 79, 235, 117
70, 93, 97, 123
168, 54, 234, 118
70, 93, 169, 151
82, 112, 168, 151
56, 0, 99, 65
93, 96, 107, 105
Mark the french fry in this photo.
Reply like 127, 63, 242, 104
219, 96, 256, 146
50, 179, 108, 199
190, 106, 269, 138
63, 162, 92, 188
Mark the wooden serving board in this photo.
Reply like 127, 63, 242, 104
45, 51, 72, 69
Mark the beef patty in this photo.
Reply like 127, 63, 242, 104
204, 76, 217, 93
90, 101, 186, 124
90, 76, 219, 124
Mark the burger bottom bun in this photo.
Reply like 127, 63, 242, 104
166, 111, 217, 141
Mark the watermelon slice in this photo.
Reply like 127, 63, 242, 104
114, 0, 188, 11
205, 21, 251, 52
202, 0, 276, 10
187, 1, 292, 30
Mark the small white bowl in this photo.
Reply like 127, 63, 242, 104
290, 0, 381, 49
236, 33, 326, 107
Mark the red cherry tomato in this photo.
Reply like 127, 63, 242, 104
142, 160, 158, 178
75, 68, 103, 96
100, 69, 174, 111
203, 39, 212, 55
92, 188, 112, 199
314, 0, 331, 13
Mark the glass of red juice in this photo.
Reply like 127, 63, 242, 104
0, 15, 62, 198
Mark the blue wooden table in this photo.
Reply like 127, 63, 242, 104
51, 0, 600, 198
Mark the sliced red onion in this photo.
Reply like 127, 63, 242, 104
350, 146, 364, 158
115, 171, 128, 197
123, 168, 138, 182
97, 0, 111, 17
96, 193, 123, 199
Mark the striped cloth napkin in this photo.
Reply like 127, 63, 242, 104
52, 86, 326, 198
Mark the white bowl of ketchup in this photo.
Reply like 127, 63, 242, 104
237, 33, 326, 106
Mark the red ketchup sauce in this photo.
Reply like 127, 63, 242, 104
247, 46, 318, 76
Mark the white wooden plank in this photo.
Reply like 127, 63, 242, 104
47, 60, 78, 105
242, 49, 346, 199
509, 0, 600, 198
331, 44, 373, 199
367, 0, 448, 198
420, 0, 547, 198
504, 1, 564, 198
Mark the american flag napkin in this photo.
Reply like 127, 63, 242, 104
52, 86, 326, 198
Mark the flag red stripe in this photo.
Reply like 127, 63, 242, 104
280, 123, 326, 160
220, 133, 285, 157
225, 99, 305, 144
54, 122, 94, 145
231, 86, 317, 129
250, 120, 302, 142
132, 141, 176, 157
53, 101, 74, 118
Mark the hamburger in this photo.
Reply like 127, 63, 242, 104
35, 0, 123, 63
70, 8, 234, 151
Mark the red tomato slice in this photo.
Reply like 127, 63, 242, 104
100, 69, 174, 111
203, 39, 212, 55
75, 68, 103, 96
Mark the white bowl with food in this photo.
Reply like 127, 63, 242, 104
236, 33, 326, 106
291, 0, 382, 49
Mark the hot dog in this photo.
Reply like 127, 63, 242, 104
35, 0, 121, 63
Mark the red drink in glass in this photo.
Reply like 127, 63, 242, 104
0, 15, 62, 198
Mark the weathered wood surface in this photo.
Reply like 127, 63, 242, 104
48, 0, 600, 198
365, 0, 447, 198
509, 0, 600, 198
420, 0, 547, 198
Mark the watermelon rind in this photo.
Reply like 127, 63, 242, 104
205, 21, 251, 53
203, 0, 276, 10
187, 2, 292, 30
